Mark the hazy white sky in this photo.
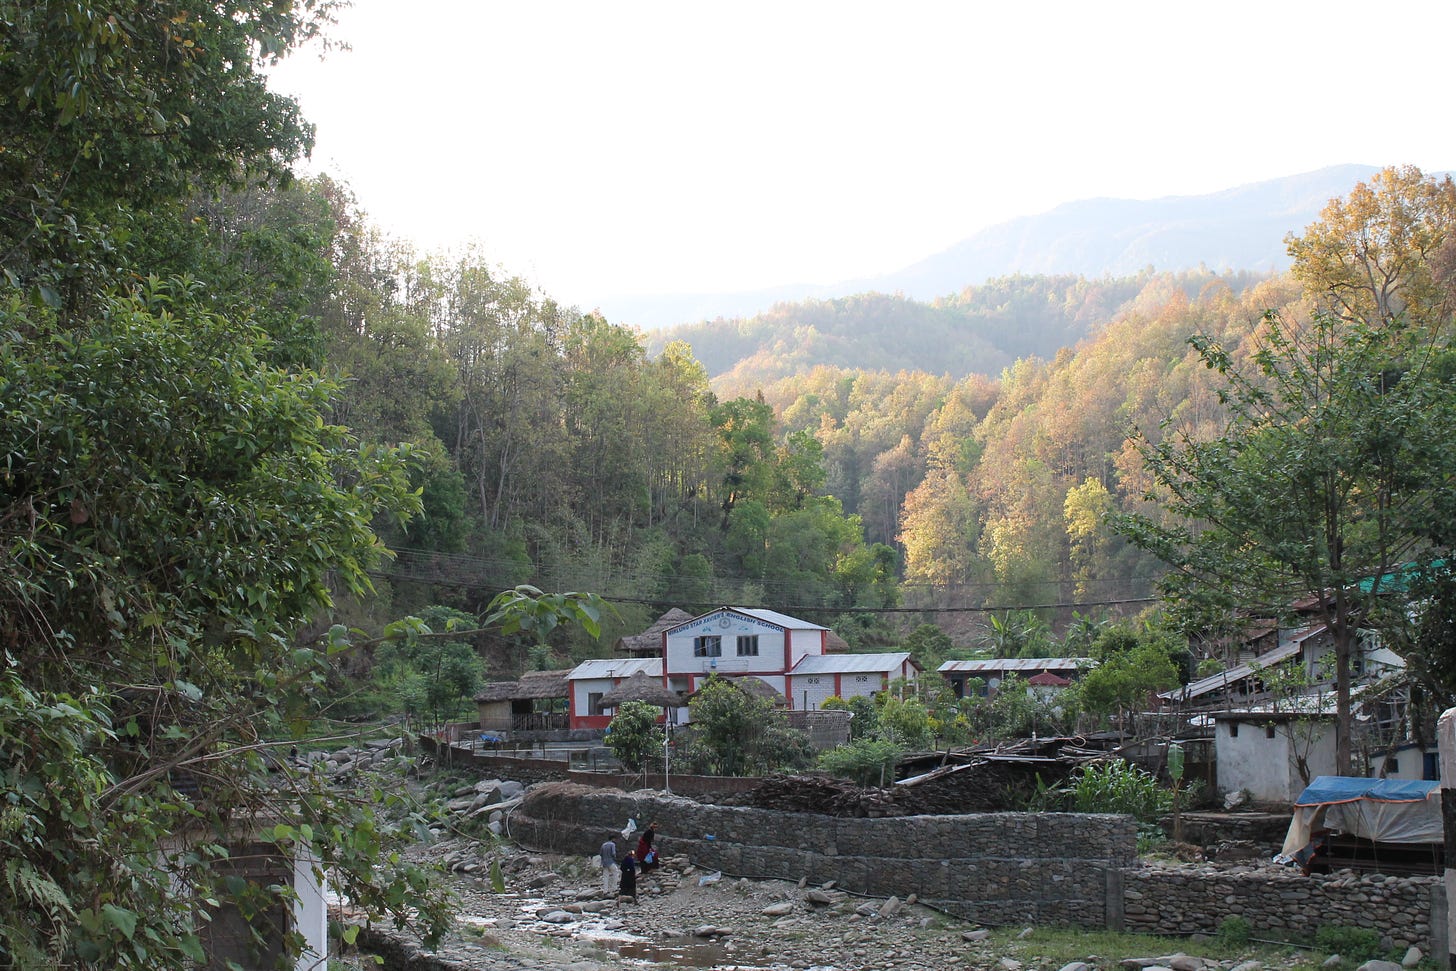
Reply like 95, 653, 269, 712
267, 0, 1455, 313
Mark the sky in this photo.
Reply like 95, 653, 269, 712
267, 1, 1456, 317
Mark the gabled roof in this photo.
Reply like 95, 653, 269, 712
614, 608, 694, 655
790, 652, 913, 675
567, 657, 662, 681
666, 607, 827, 635
1027, 670, 1072, 687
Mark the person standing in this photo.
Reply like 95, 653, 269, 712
599, 834, 619, 894
635, 821, 659, 873
619, 850, 638, 902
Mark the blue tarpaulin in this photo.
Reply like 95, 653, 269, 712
1294, 776, 1437, 806
1281, 776, 1442, 858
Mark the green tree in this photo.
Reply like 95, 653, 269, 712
873, 695, 934, 749
682, 676, 809, 776
605, 701, 666, 773
0, 282, 453, 967
710, 395, 776, 531
1074, 642, 1179, 735
371, 605, 486, 732
902, 623, 956, 672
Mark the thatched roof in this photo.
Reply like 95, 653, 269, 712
825, 631, 850, 653
597, 671, 684, 709
615, 608, 694, 655
689, 675, 787, 707
473, 669, 572, 703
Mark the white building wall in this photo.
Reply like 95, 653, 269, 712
665, 611, 789, 679
1216, 719, 1337, 803
786, 628, 824, 668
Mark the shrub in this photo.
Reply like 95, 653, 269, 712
817, 737, 905, 787
1215, 915, 1252, 947
1070, 759, 1173, 822
1314, 925, 1384, 962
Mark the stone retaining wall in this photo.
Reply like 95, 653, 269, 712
510, 784, 1449, 952
513, 783, 1137, 927
1123, 863, 1445, 953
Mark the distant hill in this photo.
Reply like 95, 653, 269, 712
647, 270, 1271, 394
613, 164, 1381, 331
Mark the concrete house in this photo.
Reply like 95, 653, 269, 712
565, 607, 917, 729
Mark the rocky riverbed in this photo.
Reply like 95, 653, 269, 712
342, 835, 1350, 971
319, 763, 1401, 971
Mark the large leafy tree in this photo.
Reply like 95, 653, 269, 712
1116, 171, 1456, 771
0, 2, 514, 966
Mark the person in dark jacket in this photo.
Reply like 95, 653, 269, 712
618, 850, 638, 902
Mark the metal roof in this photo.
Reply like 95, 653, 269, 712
567, 657, 662, 681
938, 657, 1095, 674
1159, 640, 1303, 702
665, 607, 826, 633
790, 652, 912, 675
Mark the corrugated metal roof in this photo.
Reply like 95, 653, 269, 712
736, 607, 826, 631
790, 652, 911, 675
567, 657, 662, 680
937, 657, 1095, 674
1160, 640, 1303, 702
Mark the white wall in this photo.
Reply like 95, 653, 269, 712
1216, 718, 1337, 802
665, 611, 790, 678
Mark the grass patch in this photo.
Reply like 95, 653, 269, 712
980, 925, 1317, 970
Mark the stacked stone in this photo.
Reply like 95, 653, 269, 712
512, 782, 1137, 929
1124, 861, 1437, 951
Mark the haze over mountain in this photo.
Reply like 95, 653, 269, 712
612, 164, 1382, 330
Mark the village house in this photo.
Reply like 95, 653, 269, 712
938, 657, 1095, 699
1163, 603, 1428, 801
473, 669, 572, 733
564, 607, 918, 730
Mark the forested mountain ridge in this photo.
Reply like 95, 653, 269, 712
648, 270, 1270, 393
612, 165, 1384, 329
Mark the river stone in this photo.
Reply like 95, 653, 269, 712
1356, 962, 1405, 971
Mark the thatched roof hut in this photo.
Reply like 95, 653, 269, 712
614, 608, 694, 656
472, 669, 571, 703
597, 670, 684, 709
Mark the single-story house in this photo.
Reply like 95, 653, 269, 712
938, 657, 1096, 699
786, 651, 916, 710
473, 669, 572, 733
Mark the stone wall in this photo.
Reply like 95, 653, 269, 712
510, 784, 1449, 952
512, 783, 1137, 927
1123, 862, 1444, 953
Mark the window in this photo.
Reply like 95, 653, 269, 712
588, 692, 603, 715
1228, 721, 1239, 738
693, 636, 721, 658
736, 635, 758, 657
